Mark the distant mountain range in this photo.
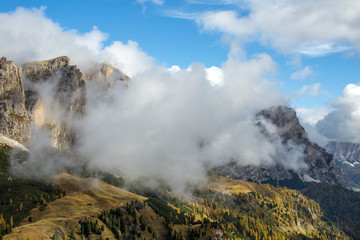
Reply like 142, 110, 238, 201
327, 141, 360, 167
326, 141, 360, 189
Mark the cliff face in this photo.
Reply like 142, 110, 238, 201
326, 141, 360, 165
0, 56, 87, 151
0, 57, 29, 142
23, 56, 87, 151
216, 106, 343, 186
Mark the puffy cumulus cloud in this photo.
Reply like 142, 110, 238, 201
291, 66, 312, 80
196, 0, 360, 55
0, 7, 153, 77
206, 66, 224, 86
296, 83, 322, 97
168, 65, 224, 86
316, 83, 360, 143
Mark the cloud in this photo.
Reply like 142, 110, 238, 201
136, 0, 164, 6
296, 107, 330, 125
194, 0, 360, 55
206, 66, 224, 85
0, 7, 153, 77
2, 7, 307, 193
76, 54, 290, 193
316, 83, 360, 143
296, 83, 321, 97
295, 107, 331, 147
291, 66, 312, 80
186, 0, 242, 5
295, 43, 351, 57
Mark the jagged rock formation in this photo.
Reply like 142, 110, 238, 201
0, 57, 29, 142
326, 141, 360, 166
216, 106, 343, 187
326, 141, 360, 189
22, 56, 87, 151
0, 56, 87, 151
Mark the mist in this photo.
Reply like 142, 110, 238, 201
2, 7, 311, 193
74, 55, 307, 192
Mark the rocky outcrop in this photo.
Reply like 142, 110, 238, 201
216, 106, 343, 186
0, 57, 29, 142
22, 56, 87, 151
326, 141, 360, 166
0, 56, 87, 151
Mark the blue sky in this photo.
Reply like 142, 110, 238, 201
2, 0, 360, 140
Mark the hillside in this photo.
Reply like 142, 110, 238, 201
0, 144, 353, 240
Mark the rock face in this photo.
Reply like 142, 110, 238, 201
326, 141, 360, 166
216, 106, 343, 187
0, 56, 87, 151
23, 56, 87, 151
85, 62, 130, 82
0, 57, 29, 142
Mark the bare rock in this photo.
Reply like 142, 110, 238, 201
22, 56, 87, 151
0, 57, 29, 142
216, 105, 344, 187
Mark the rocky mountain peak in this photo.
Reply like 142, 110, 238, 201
257, 105, 308, 144
326, 141, 360, 165
85, 62, 130, 82
216, 105, 344, 187
0, 57, 29, 143
0, 56, 86, 151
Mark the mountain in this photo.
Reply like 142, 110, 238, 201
215, 105, 343, 188
326, 141, 360, 167
326, 141, 360, 189
0, 144, 351, 240
0, 56, 127, 152
0, 57, 29, 143
0, 56, 86, 151
1, 56, 359, 239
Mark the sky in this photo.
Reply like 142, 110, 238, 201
1, 0, 360, 145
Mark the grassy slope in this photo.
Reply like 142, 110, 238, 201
0, 142, 352, 240
4, 173, 146, 240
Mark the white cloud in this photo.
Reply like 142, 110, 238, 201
206, 66, 224, 85
296, 107, 331, 147
295, 43, 351, 57
291, 66, 312, 80
0, 7, 153, 77
168, 65, 181, 73
296, 107, 329, 125
137, 0, 164, 6
195, 0, 360, 55
296, 83, 321, 97
316, 83, 360, 143
2, 7, 308, 193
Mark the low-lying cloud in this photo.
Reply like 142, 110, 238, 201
2, 7, 311, 193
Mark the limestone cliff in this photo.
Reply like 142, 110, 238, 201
326, 141, 360, 166
22, 56, 87, 151
0, 57, 29, 142
0, 56, 87, 151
